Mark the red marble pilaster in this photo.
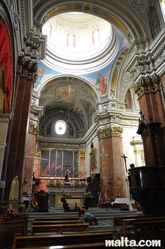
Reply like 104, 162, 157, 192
97, 126, 126, 201
134, 74, 165, 166
3, 56, 37, 200
23, 130, 37, 196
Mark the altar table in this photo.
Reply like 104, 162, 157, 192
111, 198, 133, 211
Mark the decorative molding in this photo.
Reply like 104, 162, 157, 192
37, 140, 86, 150
44, 3, 130, 38
125, 30, 165, 83
19, 0, 46, 60
82, 4, 93, 13
134, 74, 160, 99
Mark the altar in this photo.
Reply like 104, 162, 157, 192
111, 198, 133, 211
47, 185, 87, 207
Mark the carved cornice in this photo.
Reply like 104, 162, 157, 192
97, 126, 123, 139
134, 74, 160, 99
19, 0, 46, 60
17, 56, 38, 81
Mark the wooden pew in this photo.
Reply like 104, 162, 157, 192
160, 229, 165, 249
11, 242, 107, 249
34, 216, 79, 221
113, 214, 152, 238
12, 231, 114, 248
31, 223, 89, 235
33, 219, 84, 225
121, 216, 163, 237
133, 219, 165, 242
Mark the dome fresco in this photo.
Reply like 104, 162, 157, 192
42, 12, 124, 74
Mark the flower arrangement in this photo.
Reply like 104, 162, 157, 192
6, 208, 24, 217
75, 180, 79, 186
56, 179, 61, 186
49, 179, 55, 186
31, 198, 39, 210
87, 191, 92, 196
81, 180, 85, 186
84, 191, 92, 196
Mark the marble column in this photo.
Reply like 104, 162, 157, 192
97, 126, 126, 201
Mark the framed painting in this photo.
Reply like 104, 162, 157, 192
40, 150, 79, 178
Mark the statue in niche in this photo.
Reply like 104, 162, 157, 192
64, 162, 71, 185
9, 176, 19, 202
89, 142, 97, 171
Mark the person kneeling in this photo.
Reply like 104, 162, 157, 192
82, 211, 98, 225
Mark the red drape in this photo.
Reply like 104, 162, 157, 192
0, 18, 12, 113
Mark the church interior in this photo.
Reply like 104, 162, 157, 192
1, 0, 165, 248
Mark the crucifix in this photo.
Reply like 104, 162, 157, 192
121, 154, 128, 172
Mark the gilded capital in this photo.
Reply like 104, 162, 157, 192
28, 122, 38, 135
134, 74, 160, 99
130, 140, 143, 146
134, 149, 140, 154
97, 126, 123, 138
17, 56, 38, 81
79, 150, 86, 157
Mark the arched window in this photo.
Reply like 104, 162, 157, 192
92, 29, 100, 44
66, 33, 76, 47
42, 21, 53, 37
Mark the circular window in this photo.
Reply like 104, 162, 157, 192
55, 120, 67, 135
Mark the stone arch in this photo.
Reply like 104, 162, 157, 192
33, 1, 151, 43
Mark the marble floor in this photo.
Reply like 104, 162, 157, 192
27, 206, 140, 234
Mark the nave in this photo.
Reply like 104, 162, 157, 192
27, 206, 140, 234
